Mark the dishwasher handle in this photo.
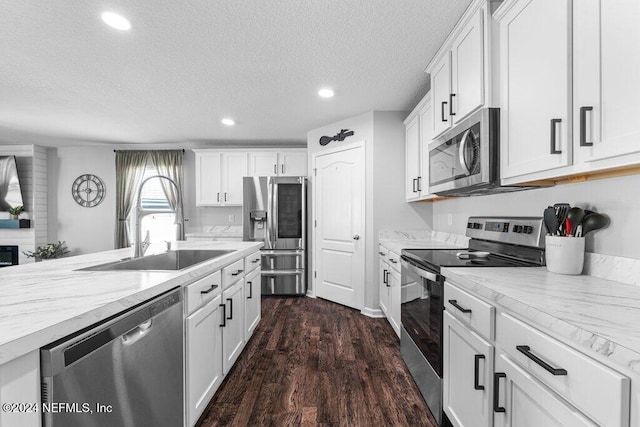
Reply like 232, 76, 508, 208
122, 319, 153, 345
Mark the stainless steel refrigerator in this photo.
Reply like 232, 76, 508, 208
243, 176, 307, 295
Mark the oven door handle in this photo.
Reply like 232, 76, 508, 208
401, 257, 440, 282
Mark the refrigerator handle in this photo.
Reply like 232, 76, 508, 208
265, 177, 274, 249
271, 180, 279, 245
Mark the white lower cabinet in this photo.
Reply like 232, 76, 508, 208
244, 267, 261, 341
493, 352, 596, 427
378, 257, 390, 317
185, 295, 223, 427
378, 246, 401, 338
222, 280, 245, 374
388, 265, 401, 337
0, 350, 40, 427
443, 311, 493, 427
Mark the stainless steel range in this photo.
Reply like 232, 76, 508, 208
400, 217, 546, 426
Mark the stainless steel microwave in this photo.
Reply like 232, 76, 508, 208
428, 108, 500, 196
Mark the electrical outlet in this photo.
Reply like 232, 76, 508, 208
447, 213, 453, 226
228, 214, 235, 223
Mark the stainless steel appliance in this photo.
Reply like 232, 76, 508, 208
41, 288, 183, 427
429, 108, 538, 196
400, 217, 546, 425
0, 245, 18, 267
243, 176, 307, 295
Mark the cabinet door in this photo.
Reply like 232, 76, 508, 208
499, 0, 571, 179
222, 281, 245, 374
493, 352, 596, 427
451, 8, 484, 124
279, 151, 308, 176
185, 295, 223, 427
388, 267, 401, 338
443, 311, 493, 427
418, 102, 436, 199
405, 115, 421, 201
244, 268, 261, 341
378, 259, 390, 317
248, 152, 278, 176
221, 152, 248, 205
195, 152, 222, 206
574, 0, 640, 164
431, 53, 452, 137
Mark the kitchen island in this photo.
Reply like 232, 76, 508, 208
0, 240, 262, 427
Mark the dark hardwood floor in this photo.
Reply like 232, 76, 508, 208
197, 297, 436, 427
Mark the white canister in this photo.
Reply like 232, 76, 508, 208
545, 235, 585, 275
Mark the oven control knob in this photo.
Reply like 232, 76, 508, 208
523, 226, 533, 234
513, 225, 523, 233
467, 222, 473, 229
473, 223, 482, 229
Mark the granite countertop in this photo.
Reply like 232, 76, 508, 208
186, 225, 242, 238
443, 266, 640, 375
0, 240, 262, 365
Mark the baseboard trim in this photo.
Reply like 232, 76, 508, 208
361, 306, 385, 318
306, 290, 316, 298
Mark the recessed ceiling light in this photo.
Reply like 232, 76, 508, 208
318, 88, 335, 98
221, 118, 235, 126
101, 12, 131, 31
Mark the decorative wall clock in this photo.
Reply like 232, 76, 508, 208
71, 174, 106, 207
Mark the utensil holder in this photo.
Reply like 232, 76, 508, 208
545, 236, 585, 275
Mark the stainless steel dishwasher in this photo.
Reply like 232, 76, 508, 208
41, 288, 183, 427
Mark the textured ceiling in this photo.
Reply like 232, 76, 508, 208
0, 0, 472, 146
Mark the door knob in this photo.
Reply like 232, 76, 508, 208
353, 235, 360, 240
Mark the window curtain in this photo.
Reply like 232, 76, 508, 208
149, 150, 185, 240
115, 151, 148, 248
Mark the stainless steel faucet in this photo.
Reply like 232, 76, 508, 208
134, 175, 185, 258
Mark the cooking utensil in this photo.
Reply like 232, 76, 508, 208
554, 203, 571, 235
566, 207, 585, 236
581, 213, 609, 236
543, 206, 559, 235
564, 218, 571, 237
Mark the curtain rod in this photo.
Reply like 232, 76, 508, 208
113, 149, 185, 153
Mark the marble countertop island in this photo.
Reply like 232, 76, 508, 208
443, 266, 640, 375
0, 241, 262, 365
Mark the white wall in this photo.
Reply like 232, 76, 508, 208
307, 111, 432, 312
51, 147, 116, 255
432, 173, 640, 258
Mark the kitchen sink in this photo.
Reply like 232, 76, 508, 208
77, 249, 233, 272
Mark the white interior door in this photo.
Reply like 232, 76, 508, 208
313, 143, 365, 310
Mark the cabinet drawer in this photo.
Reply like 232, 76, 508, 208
244, 251, 261, 273
444, 282, 494, 340
496, 312, 629, 427
388, 251, 401, 271
185, 271, 222, 315
222, 259, 244, 289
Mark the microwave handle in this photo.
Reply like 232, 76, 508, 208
458, 129, 472, 175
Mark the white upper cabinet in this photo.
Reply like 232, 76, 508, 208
194, 150, 248, 206
248, 150, 307, 177
427, 1, 492, 140
404, 93, 437, 202
418, 101, 434, 199
573, 0, 640, 166
405, 115, 421, 201
497, 0, 571, 180
451, 8, 485, 124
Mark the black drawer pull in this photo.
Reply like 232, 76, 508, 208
200, 284, 218, 295
247, 281, 252, 299
441, 101, 448, 122
516, 345, 567, 375
474, 354, 485, 390
493, 372, 506, 413
412, 178, 417, 193
226, 298, 233, 320
448, 299, 472, 313
220, 304, 226, 327
580, 106, 594, 147
251, 259, 260, 263
383, 269, 388, 285
231, 269, 243, 276
550, 118, 562, 154
449, 93, 456, 116
417, 176, 422, 192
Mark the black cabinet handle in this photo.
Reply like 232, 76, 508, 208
417, 176, 422, 192
224, 192, 228, 201
274, 164, 277, 174
550, 119, 562, 154
251, 259, 260, 263
200, 284, 218, 294
448, 299, 472, 313
379, 251, 385, 256
383, 269, 388, 285
390, 259, 397, 264
516, 345, 567, 375
220, 304, 226, 327
493, 372, 506, 413
231, 269, 243, 276
282, 164, 285, 174
217, 192, 220, 202
449, 94, 456, 116
412, 178, 417, 193
226, 298, 233, 320
474, 354, 485, 390
385, 270, 390, 286
441, 101, 448, 122
580, 106, 594, 147
247, 281, 252, 299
